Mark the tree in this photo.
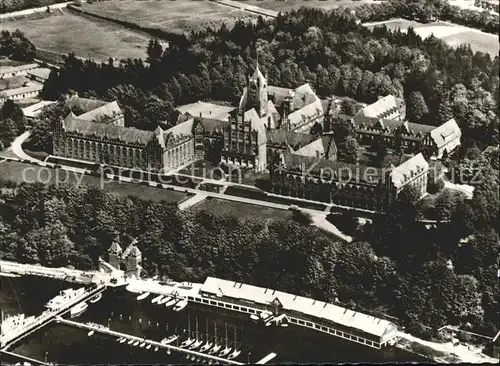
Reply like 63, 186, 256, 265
340, 99, 357, 116
406, 91, 429, 123
146, 38, 163, 65
343, 136, 360, 163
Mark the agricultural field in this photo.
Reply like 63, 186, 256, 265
80, 0, 258, 34
236, 0, 382, 12
192, 197, 293, 220
1, 13, 150, 62
363, 18, 499, 55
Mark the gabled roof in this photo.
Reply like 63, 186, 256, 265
267, 85, 293, 106
26, 68, 51, 80
0, 63, 39, 75
22, 100, 56, 118
128, 245, 141, 257
390, 153, 429, 189
108, 241, 122, 253
194, 116, 229, 135
291, 84, 316, 111
281, 150, 381, 185
201, 276, 398, 338
430, 118, 461, 149
358, 95, 403, 119
65, 96, 108, 113
77, 101, 123, 123
63, 116, 154, 145
294, 135, 336, 159
0, 83, 43, 98
250, 64, 266, 86
265, 130, 317, 150
352, 115, 434, 137
287, 96, 324, 130
176, 101, 235, 120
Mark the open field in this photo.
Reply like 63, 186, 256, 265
0, 160, 189, 203
192, 197, 292, 220
0, 76, 27, 91
235, 0, 381, 12
1, 13, 150, 62
363, 18, 499, 55
79, 0, 258, 35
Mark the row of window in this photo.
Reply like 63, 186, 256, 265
189, 295, 382, 348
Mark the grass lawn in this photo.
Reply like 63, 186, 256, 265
81, 0, 258, 34
1, 13, 150, 62
0, 160, 189, 203
191, 197, 292, 220
440, 30, 500, 55
363, 18, 499, 55
0, 58, 24, 67
238, 0, 380, 12
0, 76, 27, 91
224, 185, 328, 211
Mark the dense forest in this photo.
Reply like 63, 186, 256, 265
1, 0, 499, 340
0, 30, 36, 61
0, 0, 65, 14
0, 167, 497, 339
40, 0, 499, 152
0, 100, 26, 150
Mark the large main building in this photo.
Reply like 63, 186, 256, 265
53, 64, 326, 173
52, 64, 461, 210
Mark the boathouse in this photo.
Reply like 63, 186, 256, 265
197, 277, 398, 349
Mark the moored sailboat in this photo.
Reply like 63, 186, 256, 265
136, 292, 150, 301
189, 317, 203, 350
199, 319, 213, 352
173, 298, 188, 312
180, 314, 195, 348
164, 297, 178, 307
90, 293, 102, 304
161, 335, 178, 345
161, 296, 173, 305
218, 323, 231, 357
227, 326, 241, 360
151, 295, 164, 304
208, 321, 221, 355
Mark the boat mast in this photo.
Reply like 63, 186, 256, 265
195, 317, 199, 341
206, 319, 209, 341
225, 323, 228, 349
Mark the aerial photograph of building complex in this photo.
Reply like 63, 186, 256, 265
0, 0, 499, 364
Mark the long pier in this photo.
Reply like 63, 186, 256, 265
0, 350, 51, 366
0, 260, 126, 287
1, 286, 105, 351
56, 318, 244, 365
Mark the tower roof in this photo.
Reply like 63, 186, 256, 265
129, 245, 141, 257
250, 64, 266, 85
109, 241, 122, 253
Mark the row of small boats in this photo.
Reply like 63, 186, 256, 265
250, 310, 289, 327
136, 292, 188, 312
180, 317, 242, 361
114, 335, 172, 351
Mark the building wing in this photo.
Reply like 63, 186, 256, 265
430, 118, 461, 149
201, 277, 398, 340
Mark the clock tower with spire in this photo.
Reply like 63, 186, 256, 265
246, 54, 268, 118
